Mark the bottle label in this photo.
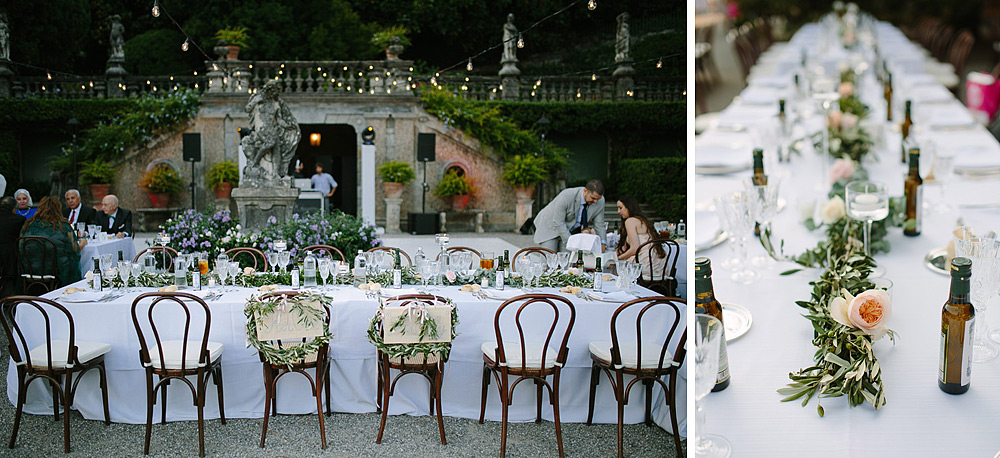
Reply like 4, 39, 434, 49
93, 273, 102, 292
496, 271, 505, 290
939, 317, 975, 386
292, 270, 300, 288
716, 330, 731, 386
193, 272, 201, 290
594, 274, 603, 292
392, 269, 402, 289
914, 185, 922, 233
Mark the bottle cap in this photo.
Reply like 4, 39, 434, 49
694, 257, 712, 278
951, 257, 972, 277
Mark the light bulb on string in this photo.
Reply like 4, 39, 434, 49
656, 58, 663, 69
466, 59, 473, 71
430, 77, 437, 86
517, 34, 524, 49
181, 39, 189, 52
591, 73, 597, 81
588, 0, 597, 10
152, 1, 161, 17
46, 73, 52, 80
535, 78, 542, 86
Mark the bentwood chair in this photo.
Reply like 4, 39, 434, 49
367, 246, 412, 266
303, 244, 347, 262
511, 247, 555, 272
256, 291, 331, 449
1, 296, 111, 453
17, 236, 60, 294
131, 292, 226, 457
133, 246, 178, 273
374, 294, 453, 445
479, 293, 576, 457
587, 297, 686, 458
436, 246, 482, 261
632, 239, 681, 297
225, 247, 268, 271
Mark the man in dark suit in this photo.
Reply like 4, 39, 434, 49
0, 196, 26, 296
62, 189, 97, 227
97, 194, 133, 238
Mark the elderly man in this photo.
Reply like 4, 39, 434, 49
62, 189, 97, 226
533, 179, 607, 252
96, 194, 132, 238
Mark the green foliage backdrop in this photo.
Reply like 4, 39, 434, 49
613, 157, 686, 223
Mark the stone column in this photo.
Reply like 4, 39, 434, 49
385, 197, 402, 233
515, 197, 533, 232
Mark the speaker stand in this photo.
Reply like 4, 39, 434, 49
189, 160, 197, 210
421, 159, 430, 213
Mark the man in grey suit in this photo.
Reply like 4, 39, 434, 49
533, 179, 607, 252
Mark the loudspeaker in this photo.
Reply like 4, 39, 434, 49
409, 212, 438, 235
417, 133, 436, 162
183, 133, 201, 162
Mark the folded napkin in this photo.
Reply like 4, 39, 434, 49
484, 288, 524, 301
58, 291, 106, 303
912, 85, 954, 103
694, 145, 750, 168
926, 105, 976, 128
567, 233, 601, 255
591, 291, 635, 302
381, 288, 421, 297
902, 73, 939, 87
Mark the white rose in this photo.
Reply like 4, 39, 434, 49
818, 196, 846, 224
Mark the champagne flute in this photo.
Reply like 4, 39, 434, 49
954, 227, 999, 361
695, 314, 732, 458
845, 181, 889, 277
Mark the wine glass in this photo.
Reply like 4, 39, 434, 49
228, 262, 240, 290
217, 259, 230, 291
131, 262, 143, 290
930, 150, 956, 214
531, 261, 546, 289
278, 251, 290, 273
719, 191, 759, 284
545, 253, 559, 272
516, 257, 531, 288
266, 251, 278, 273
557, 251, 571, 273
743, 178, 781, 269
119, 260, 131, 292
318, 259, 331, 291
695, 314, 732, 458
420, 261, 434, 290
954, 227, 999, 362
845, 181, 889, 277
427, 261, 441, 289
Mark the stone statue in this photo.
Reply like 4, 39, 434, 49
502, 13, 518, 63
241, 81, 301, 188
0, 12, 9, 61
615, 12, 631, 64
109, 15, 125, 60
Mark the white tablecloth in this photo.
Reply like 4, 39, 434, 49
78, 237, 137, 275
7, 282, 686, 437
696, 20, 1000, 457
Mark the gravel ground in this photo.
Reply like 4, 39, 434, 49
0, 331, 682, 457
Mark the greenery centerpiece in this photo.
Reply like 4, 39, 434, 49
502, 154, 548, 199
376, 160, 415, 199
214, 26, 250, 59
79, 159, 117, 202
138, 163, 184, 208
206, 160, 239, 199
434, 170, 474, 210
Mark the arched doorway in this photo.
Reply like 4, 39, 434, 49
294, 124, 357, 215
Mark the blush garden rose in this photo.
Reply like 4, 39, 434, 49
829, 288, 892, 340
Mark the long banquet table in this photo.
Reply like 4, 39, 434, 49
6, 280, 686, 437
696, 18, 1000, 457
78, 237, 137, 276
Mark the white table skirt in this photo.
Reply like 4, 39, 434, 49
696, 20, 1000, 457
6, 283, 686, 437
78, 237, 137, 276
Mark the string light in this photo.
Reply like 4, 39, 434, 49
535, 79, 542, 86
46, 73, 52, 80
656, 58, 663, 69
466, 59, 473, 71
517, 34, 524, 48
430, 77, 437, 86
181, 39, 189, 52
152, 0, 161, 17
591, 73, 597, 81
588, 0, 597, 10
576, 88, 581, 98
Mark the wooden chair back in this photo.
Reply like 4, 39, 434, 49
492, 294, 575, 374
17, 236, 60, 294
303, 244, 347, 262
379, 294, 452, 364
133, 246, 178, 273
367, 246, 412, 266
0, 296, 78, 373
256, 290, 331, 365
131, 292, 212, 373
609, 296, 685, 373
948, 29, 975, 74
632, 238, 680, 286
226, 247, 268, 271
511, 247, 555, 272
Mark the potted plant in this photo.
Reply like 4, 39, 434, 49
371, 25, 410, 60
501, 154, 548, 200
434, 170, 474, 210
80, 159, 117, 202
214, 26, 250, 60
138, 163, 184, 208
207, 160, 239, 199
377, 160, 415, 199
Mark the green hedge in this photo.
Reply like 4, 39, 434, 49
492, 101, 686, 133
613, 157, 686, 223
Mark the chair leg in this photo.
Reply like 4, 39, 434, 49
325, 363, 332, 416
535, 378, 543, 423
587, 363, 600, 425
63, 373, 72, 453
314, 366, 327, 449
160, 376, 168, 424
478, 365, 490, 424
214, 365, 226, 424
99, 362, 111, 425
669, 374, 683, 458
9, 369, 26, 449
260, 366, 273, 448
51, 377, 60, 421
616, 372, 626, 458
197, 375, 206, 458
375, 359, 391, 444
434, 364, 446, 445
499, 377, 509, 458
552, 373, 565, 458
644, 379, 653, 426
144, 373, 154, 455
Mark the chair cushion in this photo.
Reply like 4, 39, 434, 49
145, 340, 223, 369
589, 340, 677, 370
481, 341, 559, 369
27, 340, 110, 368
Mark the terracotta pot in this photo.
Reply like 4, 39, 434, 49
226, 45, 241, 60
215, 182, 233, 199
89, 184, 111, 203
513, 185, 535, 200
451, 194, 470, 210
383, 182, 404, 199
149, 193, 170, 208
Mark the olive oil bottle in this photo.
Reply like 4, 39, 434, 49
695, 257, 730, 392
939, 257, 975, 394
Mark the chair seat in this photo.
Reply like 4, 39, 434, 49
26, 340, 111, 368
389, 353, 441, 365
589, 341, 676, 370
482, 341, 559, 369
145, 340, 223, 369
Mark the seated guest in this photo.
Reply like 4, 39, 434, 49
20, 196, 87, 286
13, 188, 36, 219
533, 179, 607, 252
97, 194, 133, 238
615, 194, 667, 280
62, 189, 98, 227
0, 196, 26, 296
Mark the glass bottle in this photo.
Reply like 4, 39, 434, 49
940, 257, 975, 394
92, 259, 103, 292
392, 249, 402, 289
593, 257, 603, 292
354, 249, 366, 285
695, 257, 731, 392
900, 100, 912, 163
903, 148, 923, 237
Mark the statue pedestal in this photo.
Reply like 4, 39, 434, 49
515, 197, 533, 232
232, 186, 300, 233
384, 198, 402, 234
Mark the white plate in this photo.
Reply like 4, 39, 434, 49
924, 247, 948, 276
722, 303, 752, 342
59, 291, 107, 303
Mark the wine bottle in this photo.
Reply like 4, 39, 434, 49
575, 250, 585, 269
593, 257, 603, 292
174, 257, 187, 287
414, 247, 426, 268
192, 267, 201, 291
92, 259, 103, 292
884, 71, 893, 121
903, 148, 923, 237
495, 256, 505, 290
694, 257, 731, 392
900, 100, 912, 163
118, 250, 124, 263
291, 267, 300, 289
503, 250, 510, 270
354, 249, 366, 285
752, 148, 767, 236
778, 99, 787, 136
939, 257, 975, 394
392, 249, 402, 289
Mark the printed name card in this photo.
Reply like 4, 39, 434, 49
382, 305, 452, 344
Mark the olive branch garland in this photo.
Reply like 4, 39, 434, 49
244, 292, 333, 369
366, 298, 460, 361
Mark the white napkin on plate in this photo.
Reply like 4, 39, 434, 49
59, 291, 106, 303
926, 105, 976, 128
484, 288, 524, 301
912, 85, 954, 104
591, 291, 635, 302
381, 288, 421, 297
567, 233, 601, 255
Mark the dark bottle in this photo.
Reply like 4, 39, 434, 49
593, 257, 603, 291
118, 250, 124, 263
575, 250, 585, 269
777, 99, 787, 134
495, 256, 505, 290
903, 148, 923, 237
503, 250, 510, 269
939, 257, 975, 394
392, 248, 402, 289
884, 71, 893, 121
92, 259, 103, 292
694, 257, 730, 392
752, 148, 767, 236
900, 100, 912, 163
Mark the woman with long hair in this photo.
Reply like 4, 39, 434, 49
21, 196, 87, 286
615, 195, 667, 280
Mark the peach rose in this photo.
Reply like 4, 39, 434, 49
841, 112, 859, 130
818, 196, 846, 224
828, 110, 843, 130
829, 288, 892, 340
838, 82, 854, 99
829, 158, 856, 183
445, 270, 457, 282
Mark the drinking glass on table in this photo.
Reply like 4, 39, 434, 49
318, 259, 331, 291
744, 177, 781, 269
954, 227, 999, 362
481, 251, 495, 270
119, 259, 131, 292
76, 223, 85, 238
426, 261, 441, 289
930, 150, 956, 214
531, 261, 546, 289
131, 262, 143, 289
217, 259, 229, 291
557, 251, 571, 273
277, 251, 290, 273
228, 262, 240, 290
695, 314, 732, 458
545, 252, 558, 273
266, 251, 278, 273
718, 191, 759, 284
845, 180, 889, 277
516, 257, 531, 289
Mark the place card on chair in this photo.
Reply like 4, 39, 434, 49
382, 305, 452, 344
255, 298, 326, 341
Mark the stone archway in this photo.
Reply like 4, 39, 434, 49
295, 124, 357, 215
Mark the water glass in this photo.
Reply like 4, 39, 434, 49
545, 253, 558, 272
695, 314, 732, 458
119, 261, 131, 292
228, 262, 240, 290
557, 252, 571, 272
217, 261, 230, 291
954, 227, 999, 362
845, 181, 889, 276
266, 251, 278, 273
131, 262, 143, 289
719, 192, 759, 284
319, 259, 331, 289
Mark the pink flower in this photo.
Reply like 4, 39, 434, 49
841, 112, 859, 130
445, 270, 456, 282
829, 288, 892, 340
838, 82, 854, 99
828, 110, 843, 130
829, 158, 856, 183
